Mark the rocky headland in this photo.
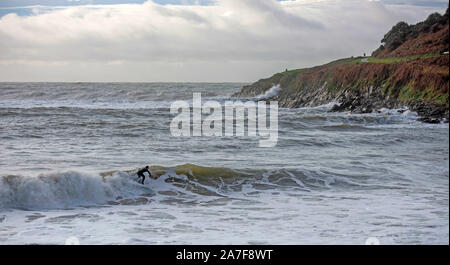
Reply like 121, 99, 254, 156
233, 8, 449, 123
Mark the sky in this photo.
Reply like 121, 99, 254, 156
0, 0, 447, 82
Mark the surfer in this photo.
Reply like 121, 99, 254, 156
137, 166, 152, 184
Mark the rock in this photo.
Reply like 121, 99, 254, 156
417, 117, 441, 124
362, 105, 373, 113
408, 101, 448, 121
429, 107, 446, 118
329, 98, 354, 112
329, 103, 346, 112
329, 104, 341, 112
329, 96, 375, 114
352, 104, 373, 114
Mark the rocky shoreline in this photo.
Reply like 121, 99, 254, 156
328, 95, 449, 123
235, 81, 449, 123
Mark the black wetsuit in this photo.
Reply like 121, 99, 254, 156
137, 168, 151, 184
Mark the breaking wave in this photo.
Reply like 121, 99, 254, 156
0, 170, 150, 210
0, 163, 397, 210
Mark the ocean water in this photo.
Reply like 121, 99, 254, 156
0, 82, 448, 245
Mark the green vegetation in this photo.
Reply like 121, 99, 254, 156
354, 53, 443, 64
281, 68, 302, 75
245, 51, 448, 107
397, 82, 449, 106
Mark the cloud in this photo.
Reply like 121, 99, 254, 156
0, 0, 447, 81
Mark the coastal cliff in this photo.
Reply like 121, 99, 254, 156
233, 8, 449, 123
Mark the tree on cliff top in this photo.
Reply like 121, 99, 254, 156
372, 7, 449, 58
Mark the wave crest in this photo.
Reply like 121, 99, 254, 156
1, 163, 387, 210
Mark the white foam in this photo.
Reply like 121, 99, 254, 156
0, 171, 151, 210
255, 84, 281, 100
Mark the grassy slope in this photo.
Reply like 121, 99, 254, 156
352, 53, 442, 64
252, 53, 449, 106
354, 53, 448, 105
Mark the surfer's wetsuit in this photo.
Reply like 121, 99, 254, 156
137, 167, 151, 184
